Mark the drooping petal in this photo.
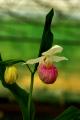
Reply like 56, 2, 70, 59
51, 55, 68, 62
24, 56, 44, 64
42, 45, 63, 56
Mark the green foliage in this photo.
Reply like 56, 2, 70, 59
34, 9, 54, 71
0, 8, 80, 120
0, 9, 54, 120
55, 106, 80, 120
3, 83, 29, 120
0, 59, 25, 66
0, 54, 25, 81
0, 54, 30, 120
38, 8, 54, 57
0, 54, 6, 80
0, 18, 80, 41
0, 15, 80, 72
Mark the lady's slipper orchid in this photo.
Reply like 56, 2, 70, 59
4, 66, 18, 84
25, 45, 68, 84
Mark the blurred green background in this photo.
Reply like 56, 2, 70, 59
0, 17, 80, 104
0, 0, 80, 107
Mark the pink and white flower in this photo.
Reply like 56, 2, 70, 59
25, 45, 68, 84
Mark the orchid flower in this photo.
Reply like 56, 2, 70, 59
25, 45, 68, 84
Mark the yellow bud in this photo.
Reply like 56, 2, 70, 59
4, 66, 18, 84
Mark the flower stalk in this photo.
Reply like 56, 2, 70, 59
28, 71, 35, 120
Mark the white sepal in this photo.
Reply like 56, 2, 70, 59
42, 45, 63, 56
51, 56, 68, 62
24, 56, 44, 64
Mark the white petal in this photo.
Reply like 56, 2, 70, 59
24, 56, 44, 64
51, 56, 68, 62
42, 45, 63, 56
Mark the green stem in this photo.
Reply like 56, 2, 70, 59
21, 104, 28, 120
28, 72, 34, 120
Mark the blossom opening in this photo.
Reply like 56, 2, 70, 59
37, 63, 58, 84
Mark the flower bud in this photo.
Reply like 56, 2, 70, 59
37, 63, 58, 84
4, 66, 18, 84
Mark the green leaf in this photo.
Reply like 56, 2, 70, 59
2, 82, 29, 120
0, 54, 6, 80
54, 106, 80, 120
0, 59, 25, 66
0, 54, 2, 61
34, 8, 54, 72
38, 8, 54, 57
0, 54, 2, 79
0, 56, 34, 120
